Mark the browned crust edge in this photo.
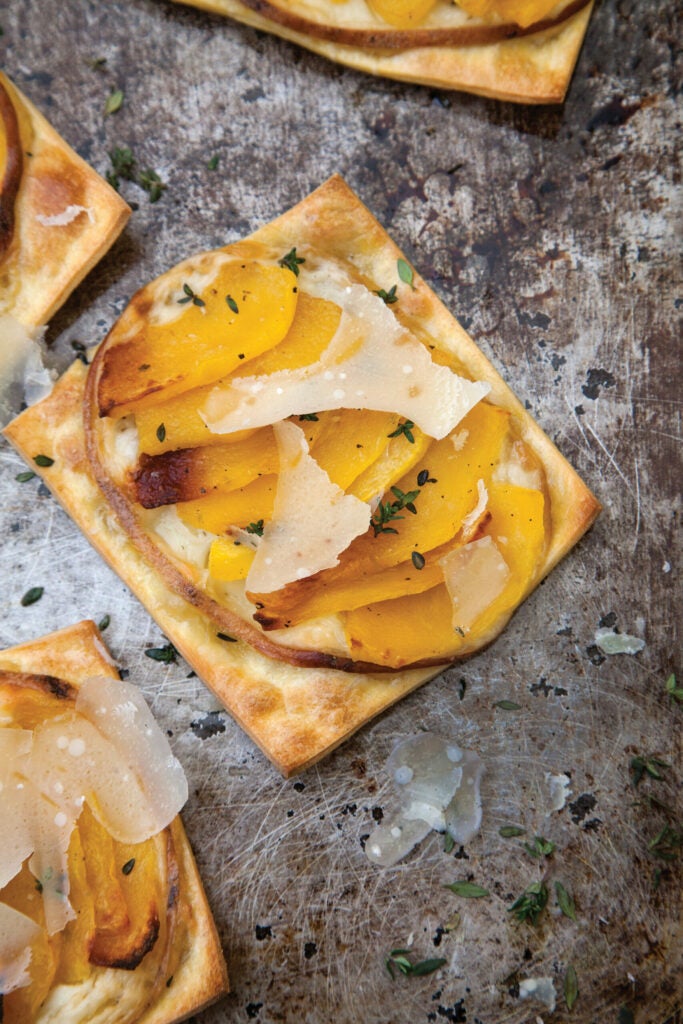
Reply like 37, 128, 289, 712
235, 0, 590, 50
0, 79, 23, 262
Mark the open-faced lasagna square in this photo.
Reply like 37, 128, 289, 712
0, 620, 228, 1024
4, 176, 599, 775
171, 0, 594, 103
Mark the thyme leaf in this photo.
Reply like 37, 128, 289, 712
397, 258, 415, 289
564, 964, 579, 1010
21, 586, 44, 607
495, 700, 521, 711
444, 881, 490, 898
385, 949, 446, 979
524, 835, 555, 859
122, 858, 135, 875
226, 294, 239, 314
16, 470, 36, 483
387, 419, 415, 444
104, 88, 124, 115
98, 614, 111, 632
207, 154, 219, 171
106, 146, 136, 190
144, 643, 177, 664
507, 881, 548, 925
216, 632, 238, 643
245, 520, 264, 536
298, 413, 319, 421
411, 551, 425, 570
371, 486, 421, 537
665, 673, 683, 703
138, 167, 166, 203
555, 880, 577, 921
376, 284, 398, 305
630, 754, 669, 786
156, 423, 166, 443
499, 825, 526, 838
33, 454, 54, 467
178, 283, 205, 307
278, 248, 305, 276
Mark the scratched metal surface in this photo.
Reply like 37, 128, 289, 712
0, 1, 681, 1021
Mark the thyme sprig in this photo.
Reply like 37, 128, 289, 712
524, 836, 555, 859
507, 881, 548, 925
388, 419, 415, 444
371, 485, 420, 537
279, 248, 305, 276
376, 284, 398, 305
245, 520, 265, 537
630, 754, 669, 787
665, 673, 683, 703
178, 283, 205, 307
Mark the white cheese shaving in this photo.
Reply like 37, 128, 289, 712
461, 479, 488, 534
35, 204, 94, 227
518, 977, 557, 1013
245, 421, 371, 594
439, 536, 511, 633
0, 315, 52, 427
545, 772, 572, 814
365, 733, 484, 868
0, 903, 42, 995
202, 282, 489, 440
594, 628, 645, 655
150, 505, 214, 568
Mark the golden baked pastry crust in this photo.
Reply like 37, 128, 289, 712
0, 620, 229, 1024
170, 0, 594, 102
0, 72, 130, 328
4, 177, 600, 774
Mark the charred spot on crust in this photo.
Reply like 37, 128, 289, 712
89, 914, 160, 971
0, 670, 77, 701
133, 449, 195, 508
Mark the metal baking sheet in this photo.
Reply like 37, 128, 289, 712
0, 1, 680, 1021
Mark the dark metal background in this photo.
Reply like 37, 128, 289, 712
0, 2, 681, 1021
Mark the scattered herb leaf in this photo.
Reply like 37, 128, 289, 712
385, 949, 446, 979
106, 146, 136, 190
376, 284, 398, 305
631, 754, 669, 787
145, 643, 177, 664
121, 858, 135, 875
226, 294, 239, 314
217, 632, 238, 643
411, 551, 425, 570
33, 454, 54, 467
278, 248, 305, 276
665, 673, 683, 703
298, 413, 319, 421
104, 88, 124, 115
178, 283, 205, 307
21, 587, 44, 607
495, 700, 521, 711
156, 423, 166, 443
16, 470, 36, 483
98, 614, 111, 632
397, 258, 415, 289
443, 833, 455, 854
564, 964, 579, 1010
555, 880, 578, 921
88, 56, 107, 69
524, 835, 555, 859
138, 167, 166, 203
388, 419, 415, 444
371, 486, 420, 537
648, 824, 682, 861
444, 881, 490, 898
207, 154, 219, 171
245, 520, 265, 536
507, 881, 548, 925
499, 825, 526, 838
35, 879, 43, 893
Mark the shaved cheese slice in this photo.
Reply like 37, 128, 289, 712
461, 478, 488, 535
202, 281, 489, 440
246, 421, 371, 594
440, 535, 511, 633
0, 903, 42, 995
76, 675, 188, 832
0, 731, 34, 889
25, 776, 77, 935
365, 733, 484, 868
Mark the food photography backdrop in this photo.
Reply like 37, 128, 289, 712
0, 1, 680, 1021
